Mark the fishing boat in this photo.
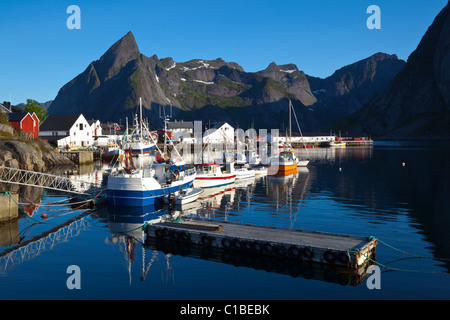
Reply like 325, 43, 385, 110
102, 144, 124, 163
297, 159, 310, 167
193, 162, 236, 188
107, 150, 196, 207
107, 102, 196, 207
124, 98, 156, 156
253, 166, 268, 176
330, 141, 346, 147
164, 187, 204, 205
268, 100, 307, 176
234, 166, 255, 180
268, 150, 299, 176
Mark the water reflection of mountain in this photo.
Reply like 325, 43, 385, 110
310, 145, 450, 272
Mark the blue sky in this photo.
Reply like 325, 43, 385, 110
0, 0, 447, 105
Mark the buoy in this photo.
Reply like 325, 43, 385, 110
41, 213, 48, 219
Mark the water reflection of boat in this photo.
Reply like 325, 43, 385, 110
234, 176, 255, 189
106, 204, 167, 225
195, 184, 236, 215
104, 204, 167, 284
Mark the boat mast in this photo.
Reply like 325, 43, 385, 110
289, 99, 292, 147
139, 97, 143, 140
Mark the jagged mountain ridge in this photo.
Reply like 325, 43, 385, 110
342, 1, 450, 138
48, 31, 405, 131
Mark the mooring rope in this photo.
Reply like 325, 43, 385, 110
370, 236, 450, 262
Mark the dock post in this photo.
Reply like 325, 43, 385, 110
0, 192, 19, 221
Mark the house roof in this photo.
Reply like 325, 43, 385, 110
40, 114, 82, 131
8, 112, 30, 122
167, 121, 194, 130
87, 119, 100, 125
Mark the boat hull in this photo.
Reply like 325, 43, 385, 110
193, 175, 236, 188
107, 177, 194, 207
235, 169, 255, 180
129, 146, 155, 155
268, 163, 298, 176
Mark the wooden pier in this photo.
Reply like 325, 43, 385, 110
60, 150, 102, 165
145, 218, 377, 270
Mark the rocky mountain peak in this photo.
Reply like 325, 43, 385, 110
96, 31, 140, 80
341, 1, 450, 137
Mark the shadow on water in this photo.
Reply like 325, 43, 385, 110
99, 203, 373, 287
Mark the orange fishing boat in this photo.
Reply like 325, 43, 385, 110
268, 150, 299, 176
268, 100, 304, 176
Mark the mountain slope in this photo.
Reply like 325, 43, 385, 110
343, 1, 450, 138
49, 31, 406, 132
307, 53, 406, 128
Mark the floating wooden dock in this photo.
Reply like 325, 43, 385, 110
145, 218, 377, 269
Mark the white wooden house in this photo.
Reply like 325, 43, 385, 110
88, 119, 102, 137
202, 122, 234, 144
39, 114, 94, 149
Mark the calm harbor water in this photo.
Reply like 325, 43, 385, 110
1, 140, 450, 300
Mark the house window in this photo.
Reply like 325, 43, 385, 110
79, 123, 83, 130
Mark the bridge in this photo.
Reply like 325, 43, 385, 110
0, 166, 104, 195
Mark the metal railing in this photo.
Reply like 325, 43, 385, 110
0, 166, 103, 195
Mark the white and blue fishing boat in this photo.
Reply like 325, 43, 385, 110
107, 102, 196, 207
124, 98, 156, 156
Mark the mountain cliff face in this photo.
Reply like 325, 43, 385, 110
49, 31, 405, 132
308, 53, 406, 128
344, 1, 450, 138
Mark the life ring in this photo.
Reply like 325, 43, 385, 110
337, 252, 350, 265
288, 245, 302, 259
201, 235, 213, 247
302, 247, 314, 260
274, 244, 287, 257
221, 237, 232, 250
323, 250, 336, 264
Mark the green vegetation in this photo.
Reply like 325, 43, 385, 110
0, 110, 9, 125
24, 99, 47, 122
129, 69, 142, 95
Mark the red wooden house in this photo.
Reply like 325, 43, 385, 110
8, 112, 39, 138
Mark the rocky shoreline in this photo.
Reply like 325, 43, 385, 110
0, 123, 75, 172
